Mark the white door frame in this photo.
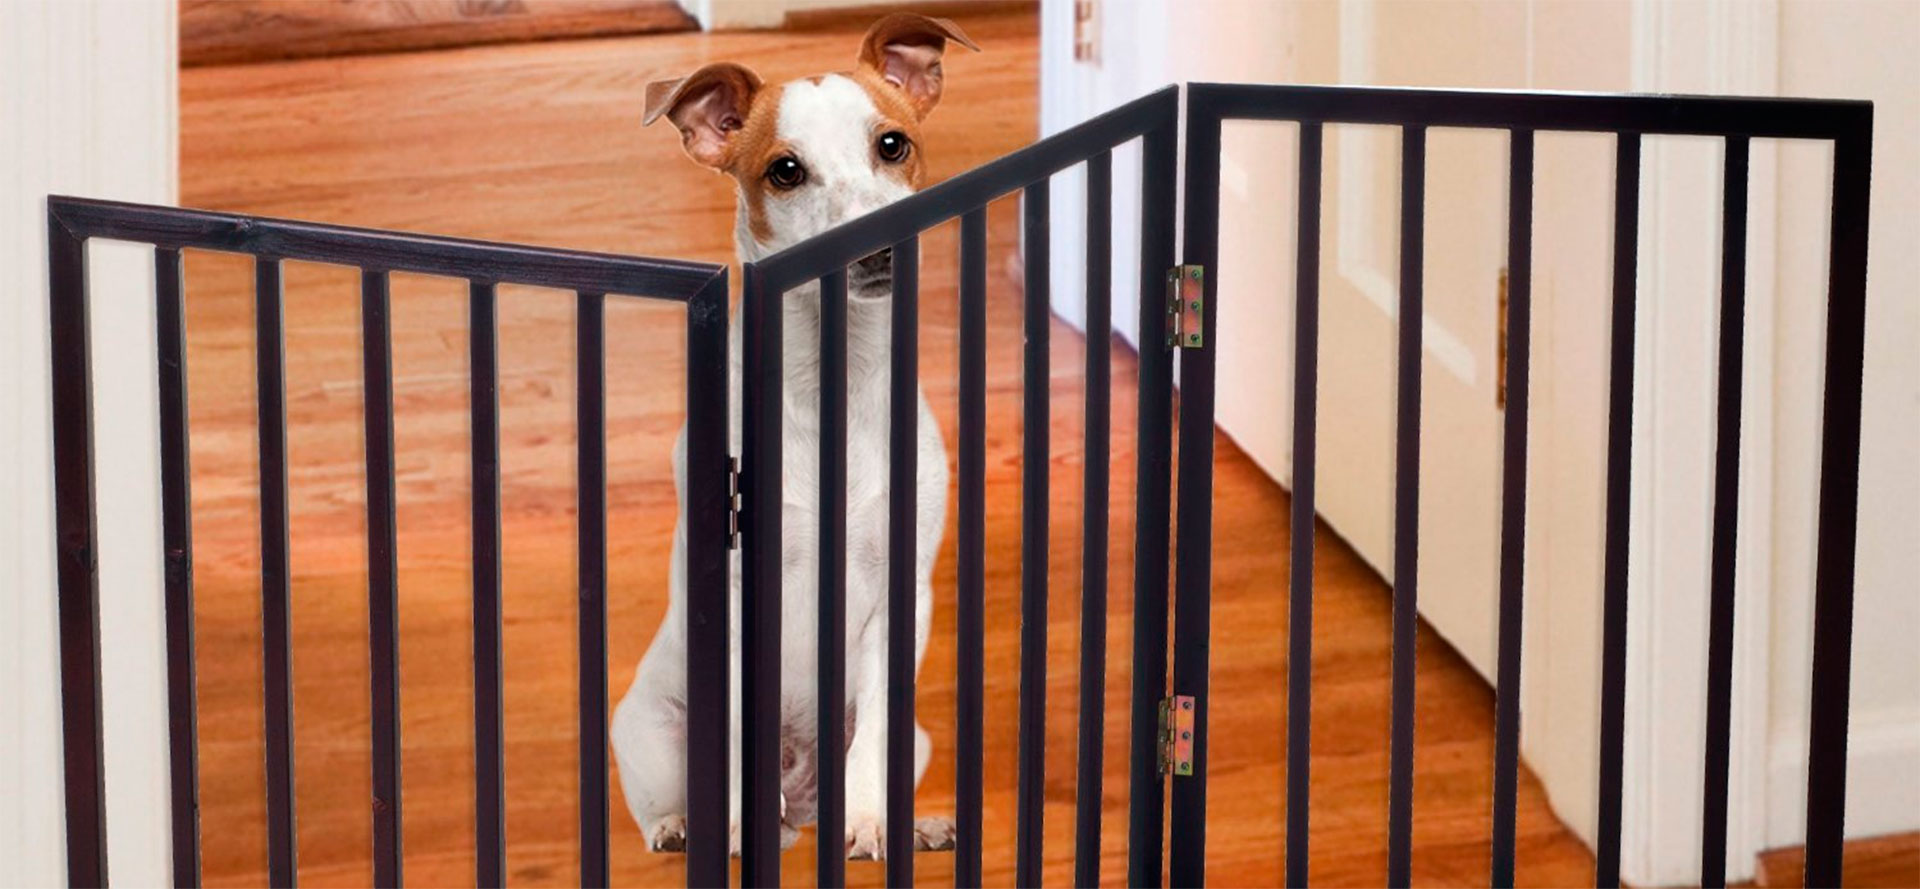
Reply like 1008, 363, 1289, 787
2, 1, 178, 884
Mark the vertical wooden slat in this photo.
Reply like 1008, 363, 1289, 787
362, 269, 402, 887
1016, 181, 1050, 889
1126, 117, 1179, 889
683, 272, 733, 888
887, 238, 920, 885
576, 292, 609, 889
955, 210, 989, 889
1594, 133, 1642, 889
50, 212, 107, 889
1385, 126, 1426, 889
1700, 136, 1751, 889
1802, 119, 1874, 889
739, 264, 784, 888
1282, 120, 1324, 889
1488, 129, 1535, 889
817, 268, 849, 889
256, 257, 298, 888
156, 246, 204, 888
468, 280, 506, 888
1073, 150, 1113, 889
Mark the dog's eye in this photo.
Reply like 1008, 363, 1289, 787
765, 156, 807, 190
875, 131, 911, 163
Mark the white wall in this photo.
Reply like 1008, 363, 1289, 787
1765, 0, 1920, 848
1, 1, 178, 885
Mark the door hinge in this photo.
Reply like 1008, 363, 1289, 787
1158, 694, 1196, 777
1166, 265, 1204, 349
726, 456, 742, 550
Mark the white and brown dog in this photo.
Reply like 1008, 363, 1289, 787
611, 14, 977, 860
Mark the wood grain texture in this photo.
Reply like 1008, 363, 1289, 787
1751, 833, 1919, 889
180, 0, 697, 67
176, 7, 1914, 887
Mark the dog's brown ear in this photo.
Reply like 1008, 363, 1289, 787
856, 13, 979, 119
644, 62, 763, 168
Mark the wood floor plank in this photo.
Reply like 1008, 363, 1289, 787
181, 0, 698, 67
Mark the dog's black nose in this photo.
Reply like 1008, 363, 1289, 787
855, 247, 893, 275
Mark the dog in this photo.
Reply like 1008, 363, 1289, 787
611, 13, 977, 861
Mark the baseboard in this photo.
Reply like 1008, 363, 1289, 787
1766, 705, 1920, 845
180, 0, 698, 67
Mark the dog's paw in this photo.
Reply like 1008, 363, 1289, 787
846, 815, 887, 861
913, 815, 956, 852
720, 797, 794, 858
647, 814, 688, 853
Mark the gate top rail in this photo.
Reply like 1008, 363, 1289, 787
750, 84, 1178, 293
1188, 81, 1872, 139
49, 195, 725, 300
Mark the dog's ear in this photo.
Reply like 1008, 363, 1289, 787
643, 63, 763, 169
856, 13, 980, 119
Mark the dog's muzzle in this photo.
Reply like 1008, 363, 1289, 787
849, 247, 893, 290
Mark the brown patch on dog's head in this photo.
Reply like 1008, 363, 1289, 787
856, 13, 979, 120
644, 62, 787, 241
851, 67, 929, 189
643, 62, 768, 169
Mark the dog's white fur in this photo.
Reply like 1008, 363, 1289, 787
613, 18, 969, 861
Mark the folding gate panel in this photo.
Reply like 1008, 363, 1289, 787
46, 196, 733, 888
742, 81, 1873, 889
1172, 84, 1874, 889
739, 87, 1181, 889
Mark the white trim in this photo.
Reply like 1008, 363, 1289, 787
679, 0, 923, 31
1766, 706, 1920, 844
1, 2, 178, 884
1616, 0, 1780, 884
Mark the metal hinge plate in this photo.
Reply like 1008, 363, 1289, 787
1158, 694, 1196, 777
1166, 265, 1204, 349
727, 457, 742, 550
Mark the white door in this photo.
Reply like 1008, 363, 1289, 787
1172, 0, 1532, 680
1038, 0, 1524, 678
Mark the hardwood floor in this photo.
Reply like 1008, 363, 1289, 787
1752, 834, 1920, 889
174, 6, 1914, 888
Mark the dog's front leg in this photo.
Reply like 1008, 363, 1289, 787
842, 606, 941, 860
842, 619, 891, 860
727, 637, 745, 857
727, 639, 799, 856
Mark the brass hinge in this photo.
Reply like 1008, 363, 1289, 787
1072, 0, 1099, 63
727, 457, 742, 550
1166, 265, 1204, 349
1158, 694, 1196, 777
